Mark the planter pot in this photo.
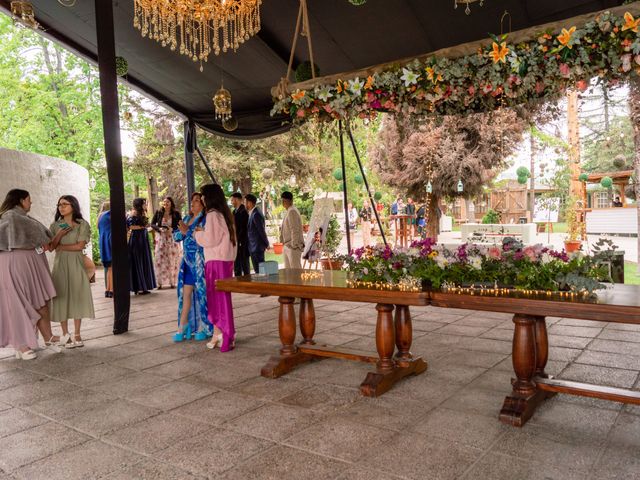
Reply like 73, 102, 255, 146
564, 240, 582, 253
273, 242, 284, 255
321, 258, 343, 270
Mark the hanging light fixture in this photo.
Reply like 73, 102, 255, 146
10, 1, 39, 29
457, 179, 464, 193
426, 181, 433, 194
454, 0, 484, 15
133, 0, 262, 70
213, 86, 232, 120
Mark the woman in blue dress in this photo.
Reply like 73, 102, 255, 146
172, 192, 211, 341
97, 202, 112, 298
127, 198, 156, 295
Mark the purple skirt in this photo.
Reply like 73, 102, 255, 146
204, 260, 235, 339
0, 250, 56, 349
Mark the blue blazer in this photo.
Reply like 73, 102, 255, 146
247, 207, 269, 254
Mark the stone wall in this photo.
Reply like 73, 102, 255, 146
0, 148, 92, 259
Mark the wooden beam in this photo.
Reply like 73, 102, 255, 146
274, 3, 640, 96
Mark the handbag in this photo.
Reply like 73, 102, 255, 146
83, 254, 96, 283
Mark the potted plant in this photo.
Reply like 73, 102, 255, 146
564, 197, 582, 253
321, 215, 344, 270
268, 222, 284, 255
301, 214, 310, 234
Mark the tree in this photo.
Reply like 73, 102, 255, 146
369, 109, 528, 238
629, 77, 640, 273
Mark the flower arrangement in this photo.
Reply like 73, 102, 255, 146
272, 10, 640, 121
341, 237, 609, 294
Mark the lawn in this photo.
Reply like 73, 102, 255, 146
625, 261, 640, 285
265, 251, 283, 264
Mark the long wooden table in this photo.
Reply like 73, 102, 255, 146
216, 269, 640, 426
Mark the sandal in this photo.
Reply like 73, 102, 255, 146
73, 334, 84, 348
15, 349, 37, 360
45, 337, 63, 353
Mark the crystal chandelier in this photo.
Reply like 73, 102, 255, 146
10, 1, 39, 29
133, 0, 262, 70
454, 0, 484, 15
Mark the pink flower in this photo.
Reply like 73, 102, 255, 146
559, 63, 571, 78
535, 81, 545, 94
487, 247, 502, 260
296, 109, 306, 118
523, 246, 538, 261
468, 85, 476, 96
576, 79, 588, 92
621, 54, 632, 72
323, 105, 332, 113
482, 83, 493, 94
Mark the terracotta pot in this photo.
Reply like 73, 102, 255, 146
564, 240, 582, 253
321, 258, 343, 271
273, 242, 284, 255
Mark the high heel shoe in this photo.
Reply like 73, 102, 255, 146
15, 349, 37, 360
206, 333, 223, 349
194, 330, 208, 341
57, 333, 71, 348
173, 325, 191, 343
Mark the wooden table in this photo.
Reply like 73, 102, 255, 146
216, 269, 428, 397
217, 270, 640, 426
389, 214, 415, 247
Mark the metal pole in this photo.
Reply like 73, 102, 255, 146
184, 120, 196, 200
346, 123, 388, 247
194, 143, 218, 184
95, 0, 130, 334
339, 120, 352, 253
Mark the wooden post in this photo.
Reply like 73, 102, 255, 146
95, 0, 130, 334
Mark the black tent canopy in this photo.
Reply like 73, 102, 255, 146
0, 0, 624, 139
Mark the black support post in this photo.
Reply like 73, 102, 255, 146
184, 120, 196, 200
95, 0, 130, 334
346, 124, 388, 247
339, 120, 352, 254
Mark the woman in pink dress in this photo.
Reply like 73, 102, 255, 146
194, 184, 237, 352
151, 197, 182, 289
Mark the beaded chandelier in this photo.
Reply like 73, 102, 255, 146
454, 0, 484, 15
133, 0, 262, 70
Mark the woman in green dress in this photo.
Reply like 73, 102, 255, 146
50, 195, 95, 348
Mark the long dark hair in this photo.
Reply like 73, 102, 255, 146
54, 195, 84, 223
188, 192, 205, 217
132, 198, 148, 225
163, 197, 176, 214
0, 189, 29, 216
201, 184, 236, 246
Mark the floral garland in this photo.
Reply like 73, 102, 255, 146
272, 11, 640, 121
340, 238, 610, 294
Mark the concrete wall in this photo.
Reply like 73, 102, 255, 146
0, 148, 92, 259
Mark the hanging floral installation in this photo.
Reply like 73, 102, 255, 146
271, 10, 640, 121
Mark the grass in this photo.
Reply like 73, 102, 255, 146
265, 251, 283, 264
625, 261, 640, 285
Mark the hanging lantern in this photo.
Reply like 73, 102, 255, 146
457, 179, 464, 193
213, 86, 232, 120
332, 168, 343, 181
629, 175, 635, 185
10, 1, 39, 29
374, 191, 382, 201
426, 181, 433, 194
222, 116, 238, 132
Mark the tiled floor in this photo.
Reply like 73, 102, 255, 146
1, 280, 640, 479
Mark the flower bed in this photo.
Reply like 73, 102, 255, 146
341, 238, 610, 294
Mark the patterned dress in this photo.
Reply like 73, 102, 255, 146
154, 216, 181, 287
173, 214, 211, 337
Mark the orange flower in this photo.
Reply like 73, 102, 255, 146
622, 12, 640, 33
336, 80, 344, 93
364, 75, 374, 90
557, 26, 577, 49
425, 66, 443, 84
490, 42, 509, 64
291, 90, 305, 101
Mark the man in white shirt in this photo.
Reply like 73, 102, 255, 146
279, 191, 304, 269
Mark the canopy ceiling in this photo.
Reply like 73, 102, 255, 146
0, 0, 624, 138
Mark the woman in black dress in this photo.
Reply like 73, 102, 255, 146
127, 198, 156, 295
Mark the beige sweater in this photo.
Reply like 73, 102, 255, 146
280, 206, 305, 251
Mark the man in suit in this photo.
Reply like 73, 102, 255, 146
280, 191, 305, 269
245, 194, 269, 273
230, 192, 250, 276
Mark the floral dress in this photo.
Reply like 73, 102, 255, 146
173, 213, 211, 337
155, 216, 181, 287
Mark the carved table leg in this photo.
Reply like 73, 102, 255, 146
534, 316, 551, 378
394, 305, 413, 364
299, 298, 316, 345
500, 314, 553, 427
261, 296, 313, 378
360, 304, 427, 397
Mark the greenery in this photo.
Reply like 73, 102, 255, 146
481, 209, 501, 224
323, 215, 343, 257
564, 197, 582, 242
295, 61, 320, 83
343, 237, 609, 294
625, 261, 640, 285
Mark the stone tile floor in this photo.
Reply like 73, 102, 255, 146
1, 281, 640, 479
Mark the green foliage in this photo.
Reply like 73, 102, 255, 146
516, 166, 530, 178
295, 61, 320, 83
374, 191, 382, 201
348, 0, 367, 4
115, 56, 128, 76
600, 176, 613, 189
517, 174, 528, 185
481, 209, 501, 224
333, 168, 343, 181
565, 197, 581, 242
354, 173, 363, 184
578, 173, 589, 182
323, 215, 342, 257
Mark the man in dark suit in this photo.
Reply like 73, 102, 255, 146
230, 192, 250, 276
245, 194, 269, 273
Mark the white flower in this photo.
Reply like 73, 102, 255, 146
349, 77, 365, 96
316, 86, 333, 102
541, 252, 554, 264
400, 68, 419, 87
468, 255, 483, 270
435, 256, 449, 269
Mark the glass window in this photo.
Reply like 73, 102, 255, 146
595, 192, 609, 209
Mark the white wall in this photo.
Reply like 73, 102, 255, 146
0, 148, 92, 258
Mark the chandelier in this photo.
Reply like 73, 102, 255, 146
454, 0, 484, 15
10, 1, 39, 29
133, 0, 262, 70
